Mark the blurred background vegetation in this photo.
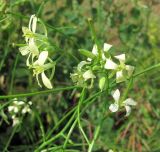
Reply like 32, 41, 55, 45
0, 0, 160, 151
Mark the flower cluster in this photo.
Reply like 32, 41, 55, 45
8, 98, 32, 126
71, 43, 136, 116
19, 15, 55, 89
71, 43, 134, 87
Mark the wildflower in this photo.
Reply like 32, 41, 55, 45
19, 14, 39, 66
104, 54, 134, 83
23, 14, 38, 43
32, 51, 53, 89
8, 98, 32, 126
109, 89, 136, 116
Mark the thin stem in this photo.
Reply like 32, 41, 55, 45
63, 119, 78, 148
9, 53, 20, 94
0, 86, 79, 99
3, 125, 18, 152
88, 125, 100, 152
77, 88, 90, 145
88, 18, 101, 58
133, 63, 160, 78
37, 91, 103, 151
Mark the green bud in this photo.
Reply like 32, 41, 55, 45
79, 49, 95, 59
99, 77, 106, 91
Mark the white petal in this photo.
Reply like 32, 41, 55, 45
29, 14, 37, 33
102, 53, 106, 60
116, 70, 125, 83
104, 59, 118, 70
103, 43, 112, 52
36, 73, 42, 88
125, 105, 131, 116
123, 98, 137, 106
109, 103, 119, 112
126, 65, 135, 77
13, 107, 19, 113
87, 58, 92, 61
19, 46, 29, 56
38, 51, 48, 65
29, 15, 34, 31
82, 70, 96, 81
12, 118, 20, 126
111, 89, 120, 103
41, 72, 53, 89
28, 39, 39, 55
8, 106, 14, 112
92, 44, 98, 56
115, 54, 125, 63
77, 61, 90, 71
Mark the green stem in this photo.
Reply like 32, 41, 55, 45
37, 91, 103, 151
88, 18, 101, 58
63, 119, 78, 148
88, 125, 100, 152
77, 88, 90, 145
3, 125, 18, 152
0, 86, 79, 99
9, 53, 20, 94
46, 91, 103, 141
133, 63, 160, 78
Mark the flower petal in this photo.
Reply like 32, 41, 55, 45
109, 103, 119, 112
104, 59, 118, 70
87, 58, 92, 61
19, 46, 29, 56
102, 53, 106, 60
41, 72, 53, 89
28, 38, 39, 55
111, 89, 120, 103
116, 70, 125, 83
125, 105, 131, 116
126, 65, 135, 77
92, 44, 98, 56
123, 98, 137, 106
38, 51, 48, 65
29, 14, 37, 33
77, 61, 90, 71
115, 54, 125, 63
103, 43, 112, 52
83, 70, 96, 81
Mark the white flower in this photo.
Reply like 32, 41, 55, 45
87, 43, 112, 61
19, 38, 39, 66
104, 54, 134, 83
32, 51, 53, 89
109, 89, 136, 116
82, 70, 96, 81
22, 14, 38, 43
19, 15, 39, 66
